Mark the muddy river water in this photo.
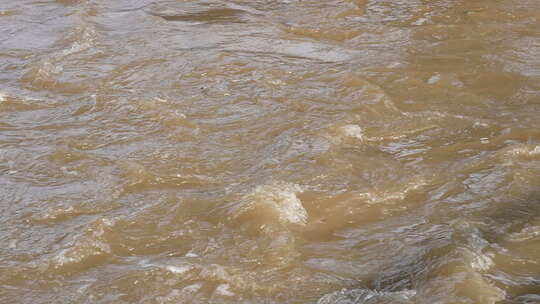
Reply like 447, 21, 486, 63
1, 0, 540, 303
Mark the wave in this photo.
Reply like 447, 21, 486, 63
317, 288, 416, 304
229, 182, 307, 227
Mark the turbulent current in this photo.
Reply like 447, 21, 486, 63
1, 0, 540, 303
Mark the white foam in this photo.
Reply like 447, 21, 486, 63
413, 17, 428, 26
215, 284, 235, 297
452, 220, 495, 272
62, 41, 92, 56
249, 183, 307, 225
50, 218, 114, 269
165, 264, 192, 275
357, 177, 427, 204
157, 284, 202, 304
183, 283, 202, 293
52, 237, 111, 268
259, 185, 307, 224
461, 248, 494, 271
473, 121, 489, 128
505, 144, 540, 157
340, 124, 364, 140
506, 225, 540, 242
428, 74, 441, 84
60, 24, 96, 57
317, 288, 416, 304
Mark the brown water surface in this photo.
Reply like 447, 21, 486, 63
1, 0, 540, 303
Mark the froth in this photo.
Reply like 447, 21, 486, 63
505, 224, 540, 242
504, 144, 540, 158
451, 220, 494, 271
165, 265, 193, 275
156, 284, 202, 304
49, 218, 114, 271
251, 183, 306, 225
317, 288, 416, 304
215, 283, 235, 297
340, 124, 364, 140
233, 182, 307, 226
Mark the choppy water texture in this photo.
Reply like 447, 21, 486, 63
1, 0, 540, 303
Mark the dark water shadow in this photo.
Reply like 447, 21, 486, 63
153, 8, 247, 24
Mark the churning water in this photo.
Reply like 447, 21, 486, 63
1, 0, 540, 303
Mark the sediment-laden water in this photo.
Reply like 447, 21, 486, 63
1, 0, 540, 303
